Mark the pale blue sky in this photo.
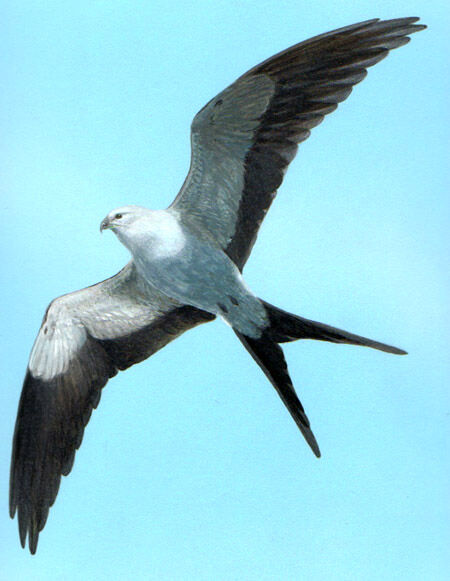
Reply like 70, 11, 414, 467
1, 2, 449, 580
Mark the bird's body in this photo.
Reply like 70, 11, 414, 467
10, 17, 426, 553
104, 206, 269, 336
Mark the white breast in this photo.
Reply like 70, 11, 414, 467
148, 211, 186, 258
121, 210, 187, 259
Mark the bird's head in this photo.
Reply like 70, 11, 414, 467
100, 206, 183, 255
100, 206, 149, 234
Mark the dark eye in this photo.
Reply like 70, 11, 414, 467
115, 213, 123, 220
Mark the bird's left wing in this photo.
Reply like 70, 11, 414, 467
171, 17, 425, 270
10, 262, 213, 553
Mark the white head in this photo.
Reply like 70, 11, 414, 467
99, 205, 150, 234
100, 205, 185, 256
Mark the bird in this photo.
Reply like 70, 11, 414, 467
10, 17, 425, 554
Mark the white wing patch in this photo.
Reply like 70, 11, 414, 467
27, 264, 182, 381
29, 306, 87, 381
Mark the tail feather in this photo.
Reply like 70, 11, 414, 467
233, 301, 406, 456
262, 301, 407, 355
235, 330, 321, 457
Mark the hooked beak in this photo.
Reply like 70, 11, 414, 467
100, 217, 110, 233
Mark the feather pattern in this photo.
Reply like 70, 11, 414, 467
172, 17, 425, 269
10, 263, 213, 553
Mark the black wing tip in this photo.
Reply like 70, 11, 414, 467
362, 17, 427, 42
29, 532, 39, 555
20, 531, 39, 554
335, 16, 427, 48
9, 501, 16, 520
359, 16, 426, 29
392, 16, 425, 25
19, 522, 27, 549
16, 509, 40, 553
410, 21, 427, 32
311, 16, 427, 43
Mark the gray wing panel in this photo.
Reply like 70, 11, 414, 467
172, 74, 275, 249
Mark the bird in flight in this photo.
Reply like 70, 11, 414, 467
10, 17, 425, 553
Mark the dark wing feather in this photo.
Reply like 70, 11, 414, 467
172, 17, 425, 269
10, 263, 213, 553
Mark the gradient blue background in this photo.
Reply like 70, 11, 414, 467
1, 2, 448, 579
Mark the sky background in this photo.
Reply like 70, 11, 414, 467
1, 1, 448, 580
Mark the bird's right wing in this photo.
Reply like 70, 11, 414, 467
10, 262, 214, 554
171, 18, 425, 270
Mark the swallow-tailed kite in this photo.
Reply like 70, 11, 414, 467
10, 17, 425, 553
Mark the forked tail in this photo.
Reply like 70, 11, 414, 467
234, 301, 406, 457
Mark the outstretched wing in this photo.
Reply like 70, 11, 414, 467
171, 17, 425, 270
10, 262, 213, 553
